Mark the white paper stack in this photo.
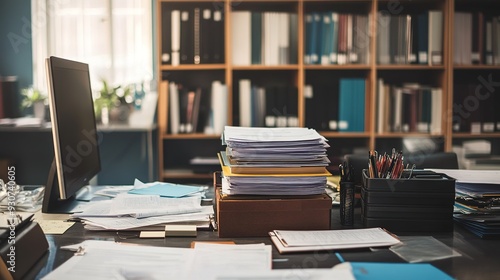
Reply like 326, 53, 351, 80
220, 126, 331, 196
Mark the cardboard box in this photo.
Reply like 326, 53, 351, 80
215, 188, 332, 237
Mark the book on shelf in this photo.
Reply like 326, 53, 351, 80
452, 83, 500, 134
251, 85, 266, 128
163, 7, 224, 65
286, 85, 299, 127
494, 17, 500, 65
237, 80, 298, 128
306, 11, 369, 65
417, 12, 429, 64
488, 15, 500, 66
289, 13, 298, 64
160, 4, 171, 64
485, 18, 493, 65
166, 81, 226, 135
238, 79, 252, 127
212, 10, 224, 64
304, 82, 342, 132
251, 12, 262, 65
193, 8, 201, 64
210, 80, 228, 135
180, 10, 194, 65
168, 81, 180, 134
199, 8, 211, 64
265, 85, 277, 128
171, 10, 181, 66
231, 11, 252, 66
338, 78, 365, 132
232, 11, 297, 66
377, 13, 391, 64
377, 80, 442, 134
428, 10, 443, 65
377, 10, 442, 65
472, 12, 484, 64
274, 85, 288, 127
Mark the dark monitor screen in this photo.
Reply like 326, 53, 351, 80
42, 56, 101, 213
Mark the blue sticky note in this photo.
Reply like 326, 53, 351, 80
128, 183, 203, 198
350, 262, 454, 280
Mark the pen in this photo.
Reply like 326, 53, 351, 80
335, 252, 345, 263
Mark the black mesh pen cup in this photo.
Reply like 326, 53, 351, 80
340, 181, 355, 226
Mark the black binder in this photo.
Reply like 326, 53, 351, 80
0, 215, 48, 280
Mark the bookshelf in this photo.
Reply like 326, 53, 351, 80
449, 0, 500, 160
156, 0, 500, 182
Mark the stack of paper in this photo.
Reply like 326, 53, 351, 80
431, 169, 500, 238
269, 227, 401, 253
42, 240, 274, 280
73, 180, 212, 231
220, 126, 331, 196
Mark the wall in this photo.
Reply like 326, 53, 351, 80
0, 0, 33, 89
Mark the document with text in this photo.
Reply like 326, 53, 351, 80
269, 227, 400, 253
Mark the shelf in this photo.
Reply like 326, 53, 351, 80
160, 133, 222, 140
231, 65, 300, 71
159, 64, 226, 71
376, 65, 446, 70
452, 133, 500, 138
156, 0, 500, 182
304, 65, 371, 70
321, 132, 371, 138
452, 65, 500, 70
375, 133, 445, 138
161, 169, 214, 180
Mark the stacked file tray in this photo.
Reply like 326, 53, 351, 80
215, 126, 332, 237
361, 169, 456, 232
447, 169, 500, 239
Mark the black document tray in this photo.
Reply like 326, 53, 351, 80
361, 188, 455, 206
361, 169, 456, 232
361, 199, 454, 219
362, 169, 456, 193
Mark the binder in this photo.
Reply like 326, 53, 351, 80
160, 4, 171, 64
0, 215, 48, 280
171, 10, 181, 66
200, 9, 212, 64
180, 10, 194, 64
251, 12, 262, 65
212, 10, 224, 64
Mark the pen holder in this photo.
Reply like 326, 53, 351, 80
340, 181, 355, 226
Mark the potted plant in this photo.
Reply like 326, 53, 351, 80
94, 79, 133, 124
21, 86, 47, 120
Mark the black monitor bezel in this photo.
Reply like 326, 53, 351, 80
42, 56, 101, 213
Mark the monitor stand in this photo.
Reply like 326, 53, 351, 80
41, 160, 91, 214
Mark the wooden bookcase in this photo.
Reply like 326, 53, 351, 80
156, 0, 500, 183
448, 0, 500, 159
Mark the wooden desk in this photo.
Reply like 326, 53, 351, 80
24, 206, 500, 280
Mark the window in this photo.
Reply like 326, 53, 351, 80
32, 0, 153, 93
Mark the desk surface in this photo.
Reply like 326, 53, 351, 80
26, 207, 500, 280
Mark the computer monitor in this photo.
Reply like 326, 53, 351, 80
42, 56, 101, 213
